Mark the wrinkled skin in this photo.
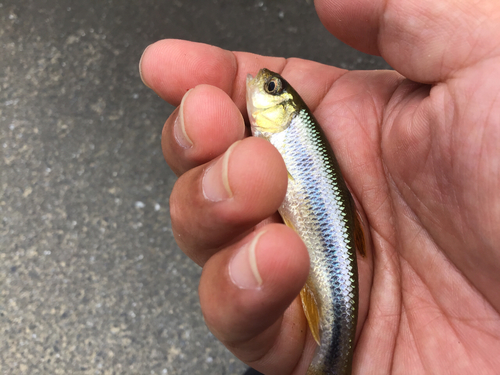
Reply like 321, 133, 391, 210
139, 0, 500, 374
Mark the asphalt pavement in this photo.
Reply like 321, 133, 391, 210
0, 1, 389, 374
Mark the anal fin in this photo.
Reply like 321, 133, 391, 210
282, 214, 321, 346
300, 282, 321, 346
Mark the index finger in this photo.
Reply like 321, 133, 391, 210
139, 39, 347, 114
139, 39, 283, 112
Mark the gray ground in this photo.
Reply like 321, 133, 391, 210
0, 1, 390, 374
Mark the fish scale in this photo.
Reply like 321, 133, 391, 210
246, 69, 359, 375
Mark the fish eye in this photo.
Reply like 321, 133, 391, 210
264, 77, 282, 95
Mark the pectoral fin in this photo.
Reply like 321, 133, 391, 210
300, 282, 321, 346
281, 215, 296, 232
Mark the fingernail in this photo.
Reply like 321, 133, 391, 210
202, 141, 238, 202
229, 231, 265, 289
139, 45, 151, 88
173, 89, 194, 149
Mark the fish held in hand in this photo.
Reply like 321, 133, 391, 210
246, 68, 363, 375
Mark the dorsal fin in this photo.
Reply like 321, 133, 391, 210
354, 210, 366, 257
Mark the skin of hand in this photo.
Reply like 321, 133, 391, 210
139, 0, 500, 373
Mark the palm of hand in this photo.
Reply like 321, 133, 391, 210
314, 63, 500, 372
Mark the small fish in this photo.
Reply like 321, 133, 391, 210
246, 69, 363, 374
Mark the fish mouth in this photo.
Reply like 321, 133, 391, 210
246, 73, 256, 88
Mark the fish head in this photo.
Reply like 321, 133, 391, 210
246, 68, 297, 140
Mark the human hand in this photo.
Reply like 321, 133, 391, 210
139, 0, 500, 373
